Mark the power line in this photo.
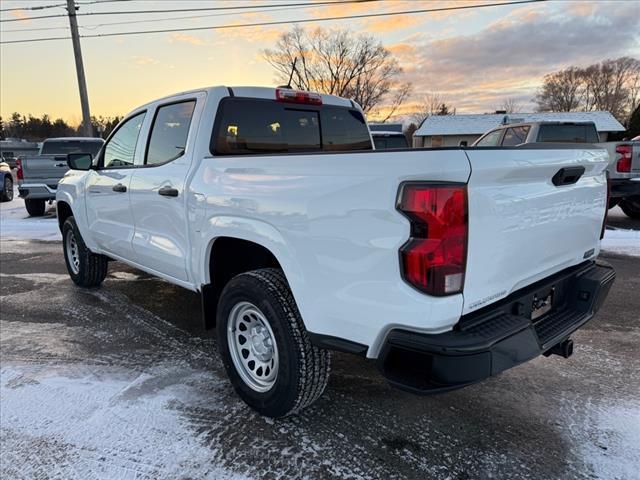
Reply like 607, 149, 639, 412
0, 0, 128, 12
1, 1, 361, 33
0, 0, 374, 22
0, 2, 66, 12
0, 0, 545, 45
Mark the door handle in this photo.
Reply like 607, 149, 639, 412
112, 183, 127, 193
158, 186, 179, 197
55, 163, 66, 167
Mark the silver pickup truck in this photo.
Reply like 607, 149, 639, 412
472, 122, 640, 218
17, 137, 104, 216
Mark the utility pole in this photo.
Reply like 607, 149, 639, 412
66, 0, 92, 136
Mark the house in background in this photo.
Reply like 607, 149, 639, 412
413, 111, 626, 148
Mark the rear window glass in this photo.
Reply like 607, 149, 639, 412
537, 124, 599, 143
41, 140, 103, 156
212, 97, 371, 155
373, 135, 408, 149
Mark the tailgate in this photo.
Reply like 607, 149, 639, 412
22, 155, 68, 181
462, 146, 609, 315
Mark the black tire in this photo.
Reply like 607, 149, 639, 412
62, 216, 109, 287
25, 198, 46, 216
1, 176, 12, 202
217, 268, 331, 417
620, 197, 640, 219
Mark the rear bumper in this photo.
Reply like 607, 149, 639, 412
377, 260, 615, 394
610, 178, 640, 199
18, 183, 57, 200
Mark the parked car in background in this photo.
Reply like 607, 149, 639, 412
1, 155, 18, 169
472, 121, 640, 218
58, 86, 614, 417
0, 161, 13, 202
17, 137, 104, 216
598, 139, 640, 218
371, 131, 409, 150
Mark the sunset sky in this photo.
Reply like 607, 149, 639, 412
1, 0, 639, 125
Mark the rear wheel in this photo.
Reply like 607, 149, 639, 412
1, 176, 12, 202
25, 198, 46, 216
217, 268, 331, 417
63, 216, 109, 287
620, 197, 640, 219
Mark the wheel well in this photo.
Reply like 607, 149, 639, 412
202, 237, 282, 329
57, 201, 73, 232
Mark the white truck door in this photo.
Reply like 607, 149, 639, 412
129, 96, 201, 282
85, 112, 146, 258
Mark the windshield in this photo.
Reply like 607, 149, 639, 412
41, 140, 104, 156
373, 135, 408, 149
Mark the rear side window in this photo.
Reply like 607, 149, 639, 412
146, 100, 196, 165
475, 129, 502, 146
502, 126, 530, 146
537, 124, 599, 143
212, 97, 371, 155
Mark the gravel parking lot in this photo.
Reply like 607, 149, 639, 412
1, 203, 639, 480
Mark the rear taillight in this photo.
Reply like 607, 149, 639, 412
276, 88, 322, 105
16, 158, 23, 180
616, 144, 632, 172
397, 183, 468, 296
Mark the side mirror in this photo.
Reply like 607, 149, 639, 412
67, 153, 93, 171
458, 140, 468, 147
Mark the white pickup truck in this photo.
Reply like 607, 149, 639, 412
57, 86, 615, 417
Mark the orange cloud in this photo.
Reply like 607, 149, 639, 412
9, 10, 31, 22
365, 14, 421, 33
169, 33, 207, 46
131, 56, 158, 66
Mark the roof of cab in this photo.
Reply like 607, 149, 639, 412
131, 85, 356, 114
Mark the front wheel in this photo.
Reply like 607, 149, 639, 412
1, 176, 13, 202
62, 216, 109, 287
619, 197, 640, 219
217, 268, 331, 418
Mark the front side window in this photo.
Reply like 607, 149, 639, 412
103, 112, 145, 168
475, 129, 502, 146
146, 100, 196, 165
502, 126, 530, 146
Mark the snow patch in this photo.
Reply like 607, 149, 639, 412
0, 197, 60, 241
601, 228, 640, 257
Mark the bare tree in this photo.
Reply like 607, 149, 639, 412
411, 93, 454, 125
534, 67, 583, 112
499, 98, 523, 113
581, 57, 640, 120
534, 57, 640, 124
372, 82, 412, 123
263, 25, 408, 114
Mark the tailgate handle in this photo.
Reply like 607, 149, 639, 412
552, 166, 585, 186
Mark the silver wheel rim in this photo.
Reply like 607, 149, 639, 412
227, 301, 278, 392
65, 229, 80, 275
